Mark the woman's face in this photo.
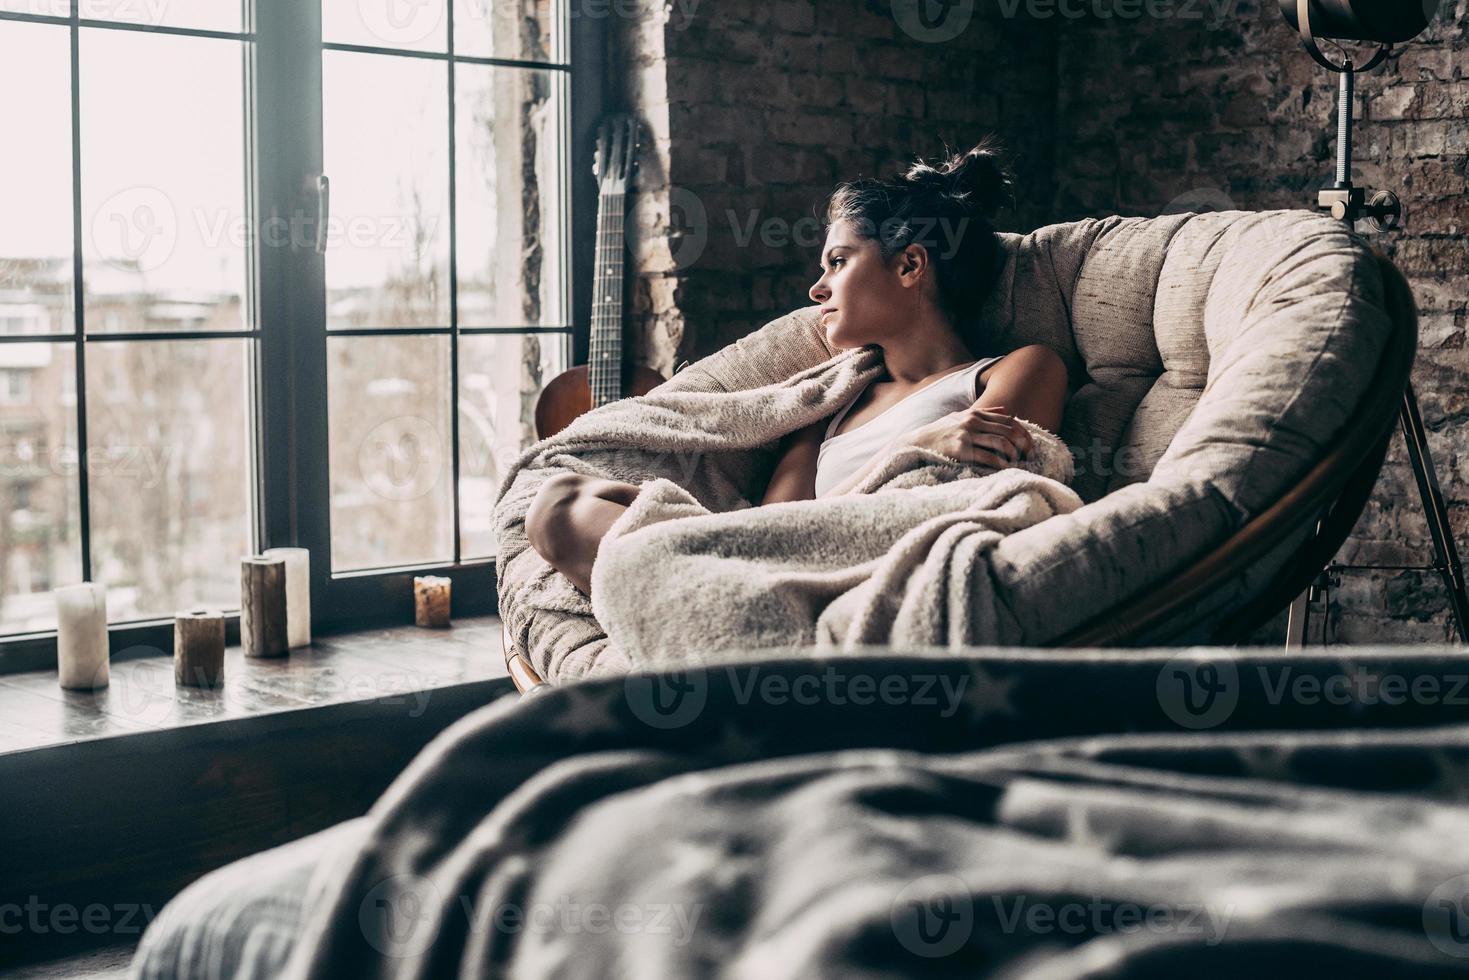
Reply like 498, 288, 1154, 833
808, 219, 922, 349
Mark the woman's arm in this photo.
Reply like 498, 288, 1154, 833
975, 344, 1069, 434
759, 418, 826, 505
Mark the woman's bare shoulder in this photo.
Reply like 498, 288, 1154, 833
980, 344, 1067, 385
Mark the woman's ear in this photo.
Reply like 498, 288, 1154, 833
897, 243, 928, 287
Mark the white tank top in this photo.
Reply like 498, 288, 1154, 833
814, 355, 1006, 498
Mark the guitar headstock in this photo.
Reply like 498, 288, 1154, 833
592, 114, 641, 195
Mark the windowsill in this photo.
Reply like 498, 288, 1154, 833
0, 614, 511, 757
0, 614, 517, 969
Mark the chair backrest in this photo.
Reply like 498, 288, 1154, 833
975, 210, 1393, 511
1055, 248, 1415, 645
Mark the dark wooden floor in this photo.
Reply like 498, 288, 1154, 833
0, 616, 509, 756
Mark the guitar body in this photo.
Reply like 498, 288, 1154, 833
531, 112, 667, 441
533, 363, 667, 440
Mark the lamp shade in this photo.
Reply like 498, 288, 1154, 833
1279, 0, 1439, 43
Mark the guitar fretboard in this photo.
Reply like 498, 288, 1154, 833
588, 190, 625, 410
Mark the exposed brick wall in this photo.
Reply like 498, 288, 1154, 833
612, 0, 1059, 375
1050, 3, 1469, 643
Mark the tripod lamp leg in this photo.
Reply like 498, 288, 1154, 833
1398, 384, 1469, 643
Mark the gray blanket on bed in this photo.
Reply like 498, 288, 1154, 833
494, 343, 1076, 681
272, 648, 1469, 979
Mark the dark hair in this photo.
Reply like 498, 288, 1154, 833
823, 135, 1015, 328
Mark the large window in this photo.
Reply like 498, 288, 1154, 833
0, 0, 584, 650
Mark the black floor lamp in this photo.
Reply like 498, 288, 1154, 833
1278, 0, 1469, 646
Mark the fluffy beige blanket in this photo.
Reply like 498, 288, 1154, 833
493, 344, 1079, 681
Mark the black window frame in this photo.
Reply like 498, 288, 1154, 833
0, 0, 605, 672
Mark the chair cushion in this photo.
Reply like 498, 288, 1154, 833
986, 209, 1391, 641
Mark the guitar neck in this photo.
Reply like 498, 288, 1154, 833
588, 189, 625, 409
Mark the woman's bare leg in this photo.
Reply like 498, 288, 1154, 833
525, 473, 641, 596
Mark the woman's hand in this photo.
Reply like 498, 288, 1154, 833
896, 403, 1034, 469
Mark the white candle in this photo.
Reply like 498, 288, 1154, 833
414, 575, 452, 628
262, 547, 311, 648
55, 582, 109, 690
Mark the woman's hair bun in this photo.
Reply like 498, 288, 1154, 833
901, 135, 1015, 221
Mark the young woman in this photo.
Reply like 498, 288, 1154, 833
527, 137, 1069, 596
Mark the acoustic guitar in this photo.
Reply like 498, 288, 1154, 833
534, 114, 667, 439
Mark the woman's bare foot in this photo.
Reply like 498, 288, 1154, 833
525, 473, 641, 596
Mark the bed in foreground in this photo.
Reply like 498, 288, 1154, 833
132, 645, 1469, 979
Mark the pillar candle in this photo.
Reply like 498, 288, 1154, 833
262, 547, 311, 648
55, 582, 109, 690
241, 555, 289, 658
174, 608, 225, 688
414, 575, 451, 628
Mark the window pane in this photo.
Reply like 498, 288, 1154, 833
85, 339, 251, 622
328, 335, 453, 570
0, 21, 74, 336
80, 30, 247, 334
453, 0, 560, 63
323, 0, 447, 53
456, 66, 566, 327
82, 0, 245, 34
458, 332, 564, 558
323, 51, 450, 329
458, 332, 561, 555
0, 1, 67, 14
0, 342, 82, 633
